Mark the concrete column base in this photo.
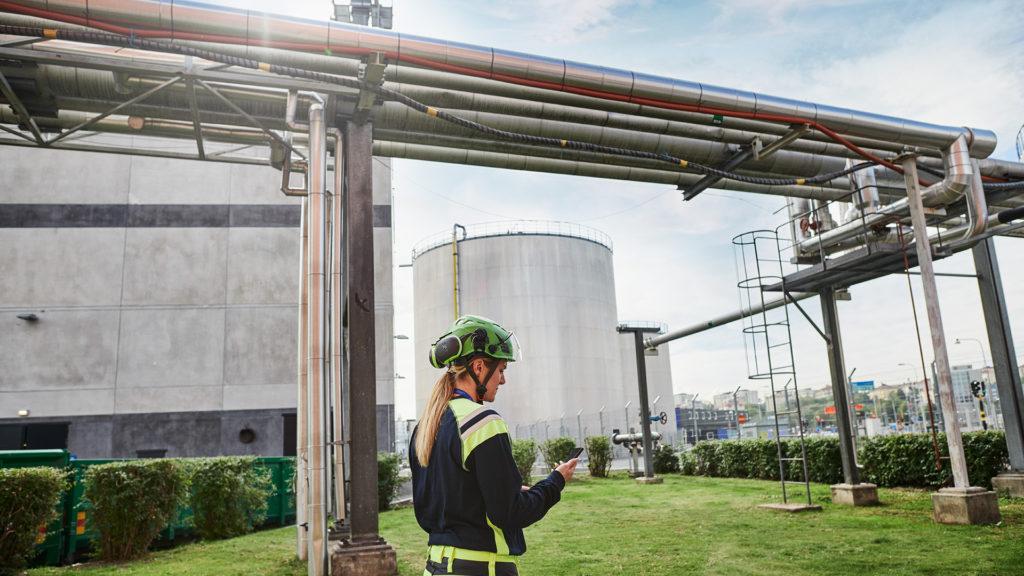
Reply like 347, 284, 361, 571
830, 483, 879, 506
634, 476, 664, 485
931, 487, 1001, 525
331, 537, 398, 576
991, 472, 1024, 498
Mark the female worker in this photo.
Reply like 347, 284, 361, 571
410, 315, 579, 576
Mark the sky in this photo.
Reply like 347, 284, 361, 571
222, 0, 1024, 419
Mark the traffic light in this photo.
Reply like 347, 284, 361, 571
970, 380, 986, 399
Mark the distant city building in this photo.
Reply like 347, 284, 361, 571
712, 389, 759, 410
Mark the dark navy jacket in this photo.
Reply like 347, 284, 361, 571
409, 397, 565, 556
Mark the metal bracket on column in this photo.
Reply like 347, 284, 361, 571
355, 52, 387, 117
680, 123, 811, 201
784, 289, 830, 344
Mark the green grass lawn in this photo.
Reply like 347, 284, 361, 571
381, 474, 1024, 576
30, 474, 1024, 575
28, 527, 305, 576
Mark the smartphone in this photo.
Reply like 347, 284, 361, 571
568, 447, 584, 460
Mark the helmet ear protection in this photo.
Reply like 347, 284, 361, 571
430, 333, 462, 369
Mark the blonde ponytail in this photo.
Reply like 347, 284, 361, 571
415, 365, 466, 466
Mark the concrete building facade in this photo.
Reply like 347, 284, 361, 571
0, 142, 395, 458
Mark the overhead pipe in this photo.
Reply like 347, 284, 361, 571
12, 10, 1011, 172
644, 292, 816, 349
0, 0, 998, 156
15, 62, 919, 181
797, 135, 974, 255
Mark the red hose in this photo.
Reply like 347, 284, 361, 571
2, 1, 1002, 185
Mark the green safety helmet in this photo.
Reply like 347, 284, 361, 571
429, 315, 520, 369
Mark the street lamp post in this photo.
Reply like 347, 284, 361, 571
690, 395, 700, 445
732, 386, 742, 440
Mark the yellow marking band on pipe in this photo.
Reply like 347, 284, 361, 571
560, 139, 568, 147
679, 159, 689, 168
427, 107, 439, 117
43, 29, 58, 39
257, 62, 271, 72
795, 178, 806, 185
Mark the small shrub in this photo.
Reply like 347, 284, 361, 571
85, 460, 186, 561
0, 467, 66, 575
678, 450, 697, 476
188, 457, 272, 540
511, 439, 538, 483
652, 445, 680, 474
585, 436, 613, 478
378, 452, 403, 511
539, 437, 575, 470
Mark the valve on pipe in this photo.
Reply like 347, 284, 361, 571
612, 428, 663, 478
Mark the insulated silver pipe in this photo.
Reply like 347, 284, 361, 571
305, 102, 328, 576
644, 292, 815, 349
0, 0, 997, 154
373, 140, 851, 201
328, 126, 347, 527
296, 195, 309, 562
798, 135, 974, 254
16, 63, 917, 179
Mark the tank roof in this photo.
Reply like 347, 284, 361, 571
412, 220, 612, 260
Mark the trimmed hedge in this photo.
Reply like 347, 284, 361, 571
539, 437, 575, 470
188, 457, 272, 540
511, 439, 538, 483
585, 435, 613, 478
84, 460, 187, 561
860, 430, 1008, 488
680, 431, 1008, 488
378, 452, 403, 511
0, 467, 66, 575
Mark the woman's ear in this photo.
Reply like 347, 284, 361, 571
471, 358, 486, 378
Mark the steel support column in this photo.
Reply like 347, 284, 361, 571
617, 325, 661, 482
633, 331, 655, 479
901, 158, 970, 488
973, 238, 1024, 471
344, 119, 379, 540
819, 287, 859, 485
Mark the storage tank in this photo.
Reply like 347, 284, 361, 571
412, 222, 624, 431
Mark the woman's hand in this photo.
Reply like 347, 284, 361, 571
555, 458, 580, 483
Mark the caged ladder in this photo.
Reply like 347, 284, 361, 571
733, 229, 812, 506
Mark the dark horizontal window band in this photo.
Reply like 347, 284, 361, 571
0, 203, 392, 228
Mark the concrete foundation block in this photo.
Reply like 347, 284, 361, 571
830, 483, 879, 506
992, 472, 1024, 499
331, 538, 397, 576
634, 476, 664, 485
931, 487, 1001, 525
757, 503, 822, 513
